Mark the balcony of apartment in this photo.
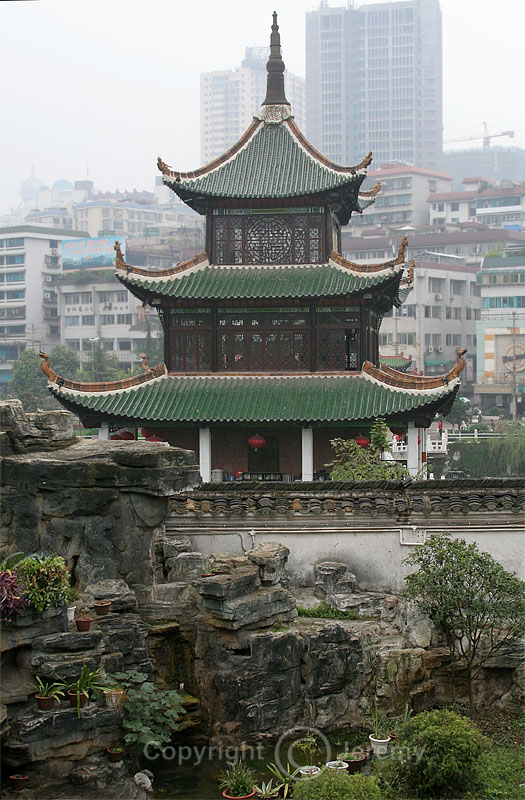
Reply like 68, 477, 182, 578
42, 291, 58, 307
475, 371, 525, 395
44, 253, 60, 268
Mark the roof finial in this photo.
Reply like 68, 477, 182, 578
262, 11, 290, 106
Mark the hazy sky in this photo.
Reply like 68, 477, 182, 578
1, 0, 524, 215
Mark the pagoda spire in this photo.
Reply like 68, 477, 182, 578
262, 11, 290, 106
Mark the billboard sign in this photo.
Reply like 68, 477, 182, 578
62, 236, 126, 270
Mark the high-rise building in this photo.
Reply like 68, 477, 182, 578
200, 46, 305, 164
306, 0, 442, 170
442, 146, 525, 190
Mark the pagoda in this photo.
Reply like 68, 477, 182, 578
42, 13, 465, 481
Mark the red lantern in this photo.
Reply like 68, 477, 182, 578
119, 431, 134, 440
248, 434, 266, 451
355, 435, 370, 448
141, 428, 154, 438
390, 427, 406, 437
110, 434, 121, 440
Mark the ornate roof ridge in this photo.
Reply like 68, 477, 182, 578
380, 353, 413, 364
363, 348, 467, 391
157, 119, 262, 180
40, 351, 168, 395
286, 117, 372, 174
400, 259, 415, 286
359, 181, 382, 198
330, 235, 407, 273
114, 242, 208, 277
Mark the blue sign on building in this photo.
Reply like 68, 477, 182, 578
62, 236, 126, 270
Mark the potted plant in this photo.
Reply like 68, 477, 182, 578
253, 779, 281, 799
295, 733, 321, 777
389, 702, 413, 740
325, 759, 348, 771
9, 774, 28, 792
65, 586, 78, 623
369, 698, 392, 756
75, 617, 92, 631
31, 675, 65, 710
102, 684, 126, 715
106, 745, 124, 762
93, 600, 111, 616
266, 762, 299, 799
337, 750, 367, 773
65, 664, 107, 716
218, 761, 257, 799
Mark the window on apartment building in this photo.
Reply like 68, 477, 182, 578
425, 333, 431, 346
81, 315, 95, 326
470, 282, 480, 296
65, 316, 80, 327
450, 203, 459, 211
5, 272, 24, 282
4, 238, 24, 248
98, 292, 113, 303
445, 307, 452, 319
428, 277, 442, 293
453, 308, 462, 320
466, 308, 472, 320
64, 293, 81, 305
49, 240, 59, 248
424, 306, 431, 318
431, 334, 441, 347
474, 310, 481, 320
432, 306, 441, 319
450, 280, 464, 294
118, 340, 132, 350
5, 255, 24, 265
65, 339, 80, 351
117, 314, 132, 325
100, 314, 115, 325
115, 291, 128, 303
398, 332, 415, 345
80, 292, 92, 304
6, 290, 24, 300
379, 333, 393, 346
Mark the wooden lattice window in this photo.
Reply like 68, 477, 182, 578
213, 214, 325, 264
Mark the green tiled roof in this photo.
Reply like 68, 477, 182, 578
52, 374, 455, 425
380, 355, 413, 368
165, 123, 362, 200
120, 264, 399, 300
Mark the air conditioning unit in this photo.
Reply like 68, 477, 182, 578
45, 275, 53, 282
427, 345, 434, 353
437, 345, 443, 352
51, 249, 58, 255
44, 292, 51, 300
435, 293, 442, 300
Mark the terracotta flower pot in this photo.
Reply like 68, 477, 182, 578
9, 775, 28, 792
222, 791, 256, 799
94, 601, 111, 616
35, 694, 55, 711
68, 691, 87, 708
75, 618, 92, 631
107, 746, 124, 762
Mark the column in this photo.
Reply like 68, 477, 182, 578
301, 427, 314, 482
199, 427, 211, 483
406, 422, 419, 476
98, 423, 109, 440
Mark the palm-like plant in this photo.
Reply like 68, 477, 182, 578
65, 664, 107, 717
31, 675, 66, 701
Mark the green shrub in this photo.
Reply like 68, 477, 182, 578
297, 601, 356, 620
17, 555, 70, 613
390, 709, 488, 797
107, 670, 185, 749
292, 770, 382, 799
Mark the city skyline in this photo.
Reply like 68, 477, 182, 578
1, 0, 524, 216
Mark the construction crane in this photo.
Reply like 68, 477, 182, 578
444, 122, 514, 148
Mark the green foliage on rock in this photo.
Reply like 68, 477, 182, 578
404, 533, 525, 715
8, 349, 48, 412
297, 601, 356, 620
292, 770, 382, 800
16, 554, 70, 613
108, 669, 185, 749
386, 709, 488, 798
327, 418, 407, 481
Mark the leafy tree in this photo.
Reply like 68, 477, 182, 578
404, 533, 525, 716
76, 337, 134, 382
327, 417, 407, 481
490, 421, 525, 475
444, 394, 471, 427
142, 318, 164, 365
8, 348, 49, 411
48, 345, 80, 379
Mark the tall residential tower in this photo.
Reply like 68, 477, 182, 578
306, 0, 442, 170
